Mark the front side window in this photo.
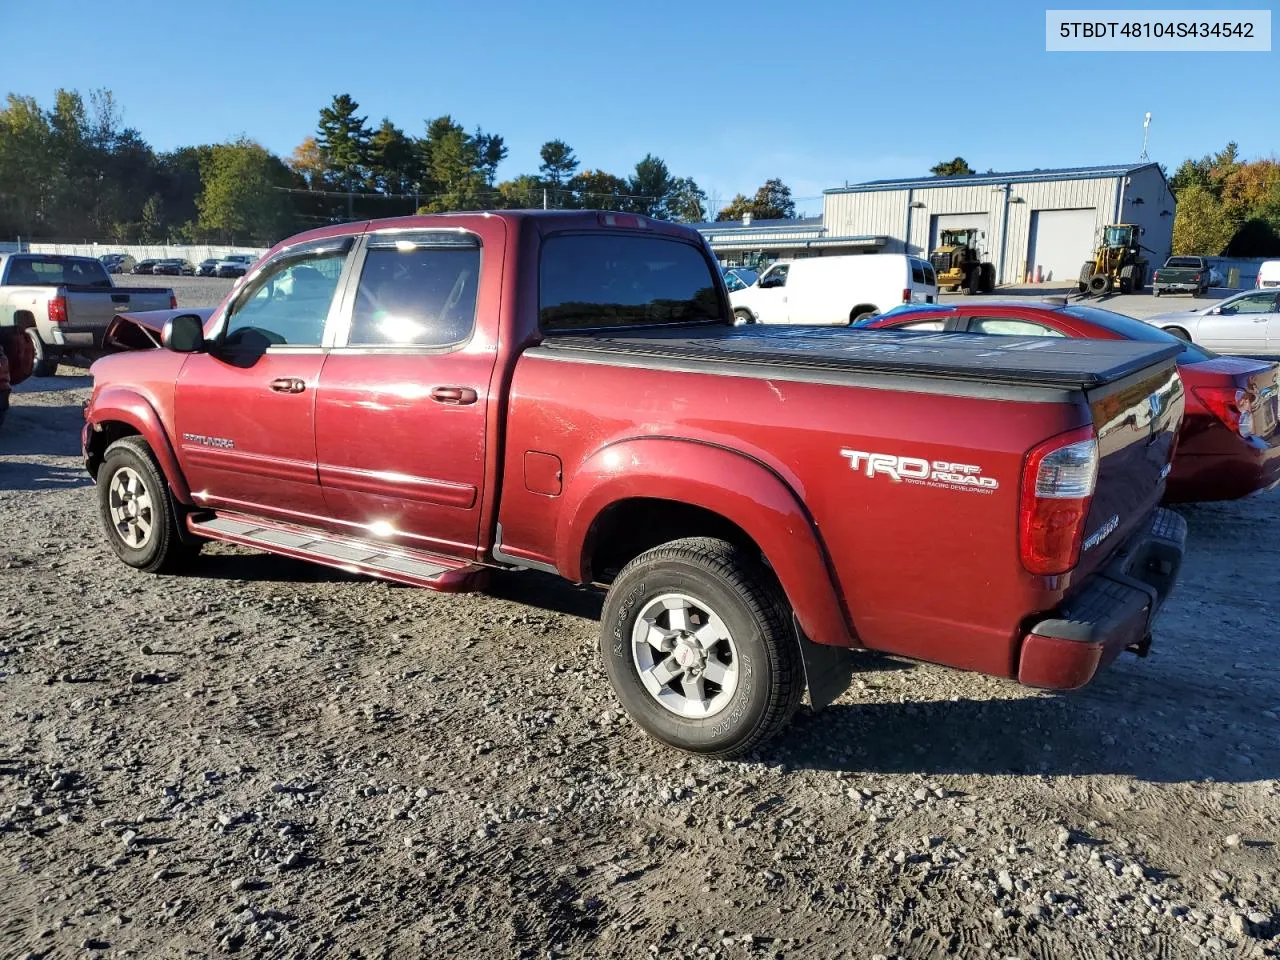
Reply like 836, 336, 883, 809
348, 232, 481, 348
540, 234, 722, 331
1221, 293, 1278, 315
969, 317, 1066, 338
758, 264, 789, 289
223, 240, 351, 349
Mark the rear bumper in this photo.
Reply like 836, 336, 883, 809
1166, 435, 1280, 502
1018, 508, 1186, 690
1154, 280, 1204, 292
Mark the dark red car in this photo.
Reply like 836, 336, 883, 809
856, 301, 1280, 502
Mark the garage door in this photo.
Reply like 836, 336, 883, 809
929, 214, 991, 256
1028, 209, 1097, 283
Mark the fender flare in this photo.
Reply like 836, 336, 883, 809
88, 386, 191, 503
557, 437, 856, 649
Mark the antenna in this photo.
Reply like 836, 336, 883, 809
1140, 112, 1152, 161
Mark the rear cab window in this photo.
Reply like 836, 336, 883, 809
4, 256, 112, 288
540, 234, 725, 331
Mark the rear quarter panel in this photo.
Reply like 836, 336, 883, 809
499, 355, 1091, 679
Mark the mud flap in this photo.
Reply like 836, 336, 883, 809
793, 615, 855, 709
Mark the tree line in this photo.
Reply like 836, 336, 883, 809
0, 89, 801, 245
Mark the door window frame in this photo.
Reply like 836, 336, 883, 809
207, 235, 361, 355
327, 227, 484, 354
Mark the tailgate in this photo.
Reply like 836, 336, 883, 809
64, 288, 173, 330
1075, 360, 1184, 580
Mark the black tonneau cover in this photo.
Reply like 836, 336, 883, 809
540, 326, 1181, 390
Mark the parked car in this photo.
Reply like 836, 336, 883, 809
855, 300, 1280, 502
0, 254, 176, 376
152, 258, 195, 276
729, 253, 938, 326
84, 211, 1188, 756
196, 258, 219, 277
132, 259, 158, 275
1151, 256, 1211, 297
1147, 289, 1280, 356
1256, 260, 1280, 289
215, 253, 257, 278
99, 253, 137, 275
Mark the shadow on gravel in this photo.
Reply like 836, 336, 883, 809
13, 373, 93, 393
777, 693, 1280, 784
0, 405, 87, 459
0, 458, 91, 491
484, 570, 606, 620
180, 551, 362, 584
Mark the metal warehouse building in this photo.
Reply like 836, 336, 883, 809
701, 163, 1175, 286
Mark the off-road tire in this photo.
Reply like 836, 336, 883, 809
27, 328, 58, 377
599, 537, 804, 758
0, 389, 8, 430
1119, 266, 1135, 295
963, 269, 979, 295
733, 309, 756, 325
1087, 274, 1111, 296
980, 263, 996, 293
97, 436, 200, 574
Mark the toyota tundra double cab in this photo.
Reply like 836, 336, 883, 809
83, 211, 1187, 757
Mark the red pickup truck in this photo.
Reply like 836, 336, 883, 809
84, 211, 1187, 757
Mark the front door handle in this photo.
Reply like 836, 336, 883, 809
269, 377, 306, 394
431, 386, 478, 405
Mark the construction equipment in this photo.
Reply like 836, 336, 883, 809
929, 228, 995, 295
1077, 224, 1150, 296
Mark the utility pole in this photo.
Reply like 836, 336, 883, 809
542, 188, 548, 210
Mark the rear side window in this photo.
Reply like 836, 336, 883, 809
911, 263, 925, 284
969, 317, 1066, 338
348, 232, 480, 348
540, 234, 722, 331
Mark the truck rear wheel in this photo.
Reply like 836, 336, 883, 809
97, 436, 200, 574
599, 537, 804, 758
26, 329, 58, 377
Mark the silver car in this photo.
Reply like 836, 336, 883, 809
1147, 289, 1280, 356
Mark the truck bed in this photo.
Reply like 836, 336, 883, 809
536, 326, 1181, 391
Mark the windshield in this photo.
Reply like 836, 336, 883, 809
1062, 304, 1215, 362
4, 256, 112, 288
1103, 226, 1132, 246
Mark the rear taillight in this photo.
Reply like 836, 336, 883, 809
47, 296, 67, 323
1019, 426, 1099, 576
1193, 386, 1254, 438
1192, 274, 1201, 281
169, 293, 178, 309
902, 288, 911, 303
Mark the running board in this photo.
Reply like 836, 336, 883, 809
187, 513, 485, 592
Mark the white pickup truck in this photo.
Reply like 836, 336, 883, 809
0, 254, 175, 375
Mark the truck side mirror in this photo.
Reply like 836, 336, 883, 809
162, 314, 206, 353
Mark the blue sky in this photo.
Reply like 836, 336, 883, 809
3, 0, 1275, 215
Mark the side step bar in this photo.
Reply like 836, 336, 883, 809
188, 513, 486, 592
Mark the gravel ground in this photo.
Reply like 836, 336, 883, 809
122, 274, 236, 310
3, 300, 1279, 959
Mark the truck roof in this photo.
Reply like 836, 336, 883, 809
273, 210, 704, 251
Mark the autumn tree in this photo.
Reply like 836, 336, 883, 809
197, 139, 293, 244
1171, 184, 1234, 256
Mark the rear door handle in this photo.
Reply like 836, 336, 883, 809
269, 377, 306, 394
431, 386, 478, 405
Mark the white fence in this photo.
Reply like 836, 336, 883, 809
26, 242, 269, 263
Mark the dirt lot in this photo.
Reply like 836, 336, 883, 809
2, 286, 1279, 960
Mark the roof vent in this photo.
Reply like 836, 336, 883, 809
742, 212, 753, 226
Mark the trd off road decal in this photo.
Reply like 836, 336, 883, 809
840, 449, 999, 494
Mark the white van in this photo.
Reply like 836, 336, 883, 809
1256, 260, 1280, 289
728, 254, 939, 326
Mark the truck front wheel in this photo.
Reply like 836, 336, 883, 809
97, 436, 200, 573
599, 537, 804, 758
